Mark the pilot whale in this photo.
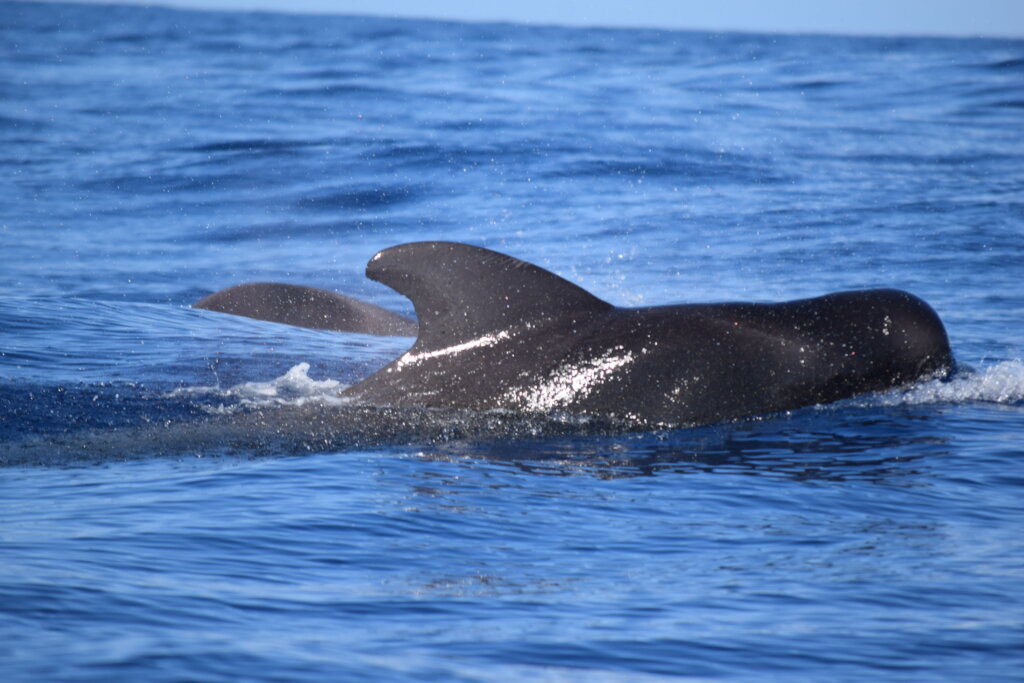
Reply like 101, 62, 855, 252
194, 241, 953, 427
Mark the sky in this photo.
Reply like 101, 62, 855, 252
53, 0, 1024, 38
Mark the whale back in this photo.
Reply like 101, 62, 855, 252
194, 282, 417, 336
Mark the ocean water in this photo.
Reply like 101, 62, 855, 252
2, 2, 1024, 679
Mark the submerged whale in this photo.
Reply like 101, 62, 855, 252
194, 241, 953, 426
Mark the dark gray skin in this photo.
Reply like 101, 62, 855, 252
341, 242, 953, 426
194, 282, 417, 336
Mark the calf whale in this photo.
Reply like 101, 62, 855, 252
195, 241, 953, 427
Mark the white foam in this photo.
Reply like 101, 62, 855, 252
171, 363, 348, 411
874, 360, 1024, 407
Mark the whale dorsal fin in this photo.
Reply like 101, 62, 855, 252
194, 282, 417, 336
366, 242, 612, 351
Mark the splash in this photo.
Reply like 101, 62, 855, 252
171, 363, 347, 410
874, 360, 1024, 407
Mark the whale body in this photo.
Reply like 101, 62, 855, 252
195, 241, 953, 427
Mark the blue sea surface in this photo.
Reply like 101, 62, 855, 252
2, 2, 1024, 680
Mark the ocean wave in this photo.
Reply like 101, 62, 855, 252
874, 361, 1024, 407
171, 362, 347, 412
293, 185, 419, 211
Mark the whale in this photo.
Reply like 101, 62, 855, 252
194, 241, 954, 427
